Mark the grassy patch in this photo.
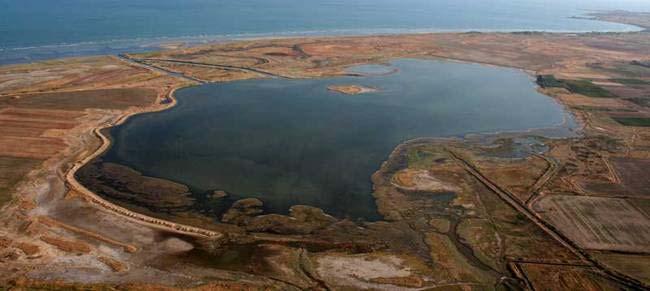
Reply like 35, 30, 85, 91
536, 75, 564, 88
537, 75, 616, 98
562, 79, 617, 98
407, 147, 437, 169
612, 117, 650, 127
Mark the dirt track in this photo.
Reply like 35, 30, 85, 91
64, 86, 222, 240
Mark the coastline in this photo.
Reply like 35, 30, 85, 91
1, 10, 646, 66
64, 84, 223, 239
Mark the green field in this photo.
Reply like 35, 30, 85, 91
536, 75, 565, 88
562, 79, 617, 98
536, 75, 617, 98
612, 117, 650, 127
407, 146, 445, 169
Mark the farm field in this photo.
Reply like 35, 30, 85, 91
535, 195, 650, 252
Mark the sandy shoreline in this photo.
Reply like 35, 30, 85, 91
64, 85, 223, 239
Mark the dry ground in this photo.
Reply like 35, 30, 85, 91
518, 263, 626, 291
534, 195, 650, 252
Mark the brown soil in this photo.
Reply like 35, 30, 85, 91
1, 88, 157, 111
98, 256, 127, 272
40, 235, 91, 254
534, 195, 650, 252
519, 263, 627, 290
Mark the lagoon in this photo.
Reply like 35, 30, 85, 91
96, 59, 573, 219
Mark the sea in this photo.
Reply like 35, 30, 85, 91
1, 0, 649, 64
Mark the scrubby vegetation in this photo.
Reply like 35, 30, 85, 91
536, 75, 565, 88
611, 78, 650, 85
536, 75, 616, 98
570, 105, 635, 112
626, 97, 650, 107
562, 80, 617, 98
407, 146, 439, 169
631, 60, 650, 68
612, 117, 650, 127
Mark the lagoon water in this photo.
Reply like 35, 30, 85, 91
101, 59, 572, 219
1, 0, 649, 64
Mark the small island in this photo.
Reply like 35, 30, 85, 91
327, 84, 378, 95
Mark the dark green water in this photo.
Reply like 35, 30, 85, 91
101, 59, 571, 220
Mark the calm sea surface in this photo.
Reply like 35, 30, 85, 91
1, 0, 649, 64
99, 59, 575, 219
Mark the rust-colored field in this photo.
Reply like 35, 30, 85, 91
0, 156, 41, 206
1, 88, 157, 111
611, 157, 650, 195
0, 108, 85, 159
475, 156, 548, 203
0, 57, 177, 214
40, 235, 91, 254
0, 56, 161, 95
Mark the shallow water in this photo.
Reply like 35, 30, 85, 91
98, 59, 573, 220
347, 64, 396, 76
2, 0, 649, 64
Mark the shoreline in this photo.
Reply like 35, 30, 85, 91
64, 84, 223, 239
70, 56, 581, 226
1, 10, 646, 66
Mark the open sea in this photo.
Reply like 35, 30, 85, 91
1, 0, 649, 64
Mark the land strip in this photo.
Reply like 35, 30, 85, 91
134, 57, 291, 79
117, 54, 206, 84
